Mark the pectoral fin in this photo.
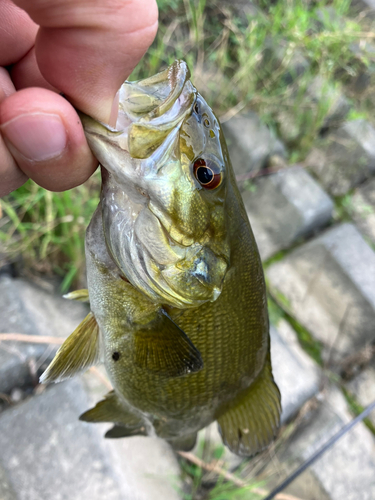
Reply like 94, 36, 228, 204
80, 391, 146, 438
217, 352, 281, 457
134, 309, 203, 378
39, 312, 100, 383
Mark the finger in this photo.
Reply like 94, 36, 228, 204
0, 68, 27, 196
0, 68, 16, 101
11, 47, 57, 92
0, 0, 38, 66
0, 88, 98, 194
12, 0, 159, 123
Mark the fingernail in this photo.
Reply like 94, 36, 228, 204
1, 113, 67, 161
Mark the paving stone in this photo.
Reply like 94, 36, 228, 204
221, 112, 286, 181
264, 385, 375, 500
0, 276, 88, 393
347, 360, 375, 427
267, 223, 375, 364
351, 0, 375, 18
350, 177, 375, 245
307, 77, 352, 130
270, 320, 321, 423
307, 119, 375, 196
242, 167, 334, 261
0, 378, 182, 500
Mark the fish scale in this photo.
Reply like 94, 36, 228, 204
41, 60, 281, 456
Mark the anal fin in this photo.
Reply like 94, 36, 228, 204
217, 351, 281, 457
80, 391, 146, 439
134, 309, 203, 378
40, 312, 100, 384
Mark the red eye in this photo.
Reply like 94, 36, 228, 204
193, 158, 222, 190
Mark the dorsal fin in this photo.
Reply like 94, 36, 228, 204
40, 312, 100, 384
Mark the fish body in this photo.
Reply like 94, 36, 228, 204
41, 61, 281, 456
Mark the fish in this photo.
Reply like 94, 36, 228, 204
40, 60, 281, 456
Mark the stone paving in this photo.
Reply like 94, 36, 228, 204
267, 223, 375, 365
243, 167, 333, 260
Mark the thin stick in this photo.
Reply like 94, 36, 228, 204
235, 165, 303, 183
0, 333, 64, 345
177, 451, 303, 500
89, 367, 112, 390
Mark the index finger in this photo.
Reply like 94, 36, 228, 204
12, 0, 159, 123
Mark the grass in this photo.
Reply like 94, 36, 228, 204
342, 387, 375, 435
268, 295, 323, 366
1, 0, 375, 287
178, 442, 265, 500
0, 173, 100, 291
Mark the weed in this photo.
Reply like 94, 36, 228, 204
267, 295, 323, 365
0, 173, 100, 291
342, 387, 375, 435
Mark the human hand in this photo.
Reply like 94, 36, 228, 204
0, 0, 158, 196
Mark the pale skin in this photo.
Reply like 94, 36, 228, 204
0, 0, 159, 197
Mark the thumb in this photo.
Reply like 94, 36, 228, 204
11, 0, 159, 123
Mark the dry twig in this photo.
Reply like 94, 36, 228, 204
0, 333, 64, 345
178, 451, 304, 500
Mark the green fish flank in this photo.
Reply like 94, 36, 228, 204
41, 60, 281, 457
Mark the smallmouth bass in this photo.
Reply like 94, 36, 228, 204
41, 60, 281, 456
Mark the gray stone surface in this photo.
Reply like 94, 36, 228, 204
350, 177, 375, 245
307, 119, 375, 196
271, 320, 321, 423
0, 276, 88, 393
221, 112, 286, 180
243, 167, 334, 261
307, 77, 352, 130
267, 223, 375, 364
347, 360, 375, 427
0, 378, 182, 500
272, 385, 375, 500
351, 0, 375, 18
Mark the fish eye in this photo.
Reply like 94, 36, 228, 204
193, 158, 222, 190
